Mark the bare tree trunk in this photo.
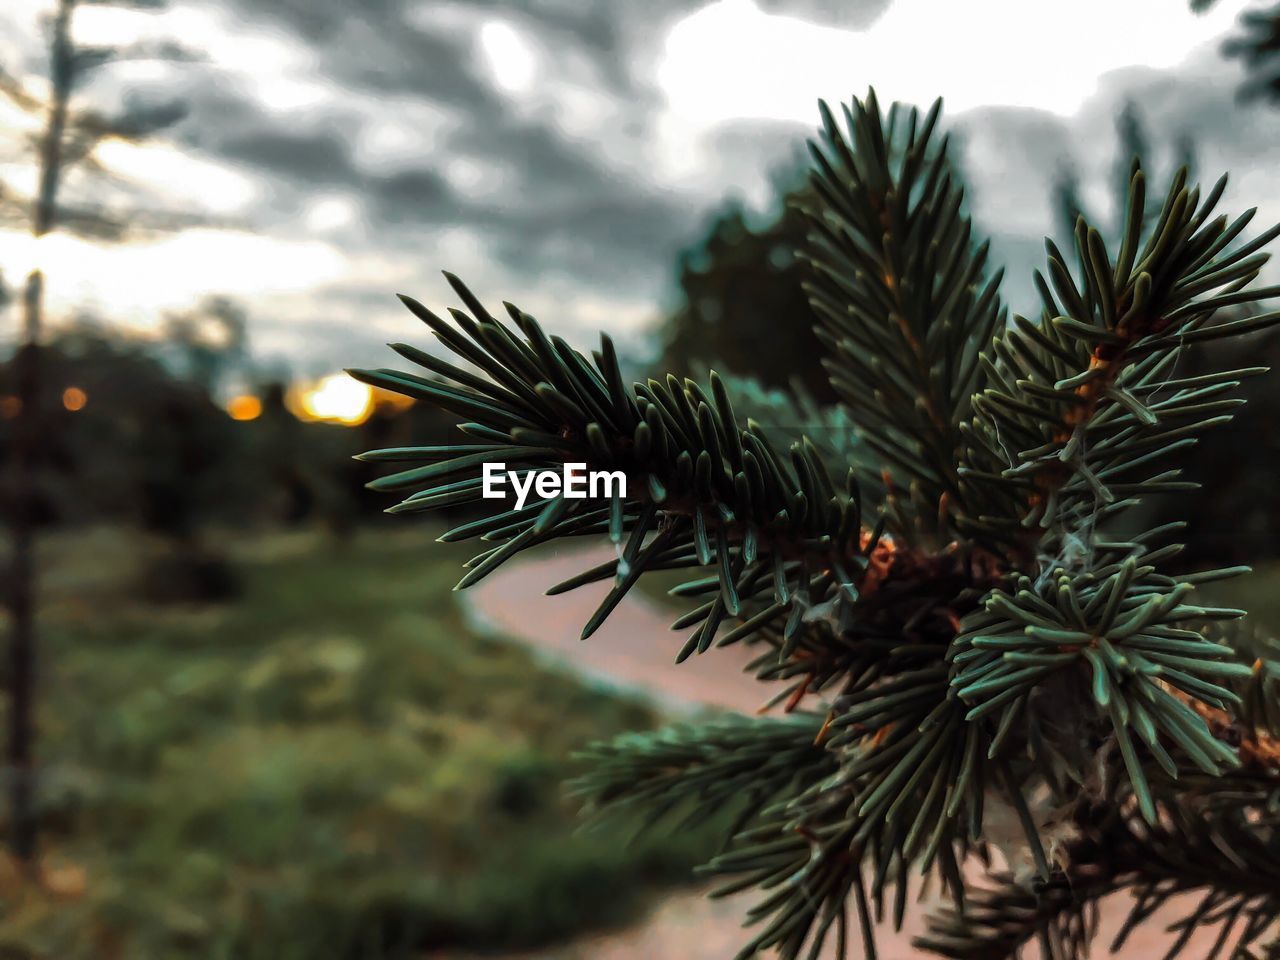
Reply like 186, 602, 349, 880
6, 0, 75, 867
8, 271, 42, 865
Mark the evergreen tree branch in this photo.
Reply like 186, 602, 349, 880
917, 787, 1280, 960
350, 278, 877, 656
950, 535, 1255, 825
693, 718, 978, 960
569, 713, 833, 838
1219, 629, 1280, 742
355, 85, 1280, 960
958, 166, 1280, 562
801, 91, 1006, 545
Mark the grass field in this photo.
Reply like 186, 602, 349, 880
0, 526, 725, 959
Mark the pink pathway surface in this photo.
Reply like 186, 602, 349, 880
463, 544, 766, 714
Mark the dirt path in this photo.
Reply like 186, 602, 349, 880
454, 545, 1238, 960
462, 543, 766, 714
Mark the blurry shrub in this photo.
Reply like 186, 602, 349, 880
138, 547, 242, 605
488, 752, 555, 818
0, 528, 725, 958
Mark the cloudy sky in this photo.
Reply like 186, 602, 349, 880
1, 0, 1277, 379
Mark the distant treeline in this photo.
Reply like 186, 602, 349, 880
0, 324, 466, 543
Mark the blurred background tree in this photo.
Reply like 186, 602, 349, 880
0, 0, 200, 867
1052, 100, 1198, 244
1219, 0, 1280, 102
656, 172, 836, 402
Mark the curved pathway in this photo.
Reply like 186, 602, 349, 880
461, 543, 766, 715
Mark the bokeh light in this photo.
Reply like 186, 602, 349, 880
226, 394, 263, 421
62, 386, 87, 412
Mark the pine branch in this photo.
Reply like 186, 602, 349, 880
958, 166, 1280, 562
917, 870, 1109, 960
917, 789, 1280, 960
950, 537, 1254, 825
801, 91, 1006, 544
920, 620, 1280, 959
569, 713, 833, 837
350, 278, 875, 656
694, 719, 977, 960
1219, 628, 1280, 741
355, 86, 1280, 960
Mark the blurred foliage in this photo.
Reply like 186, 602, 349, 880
657, 186, 836, 402
0, 295, 723, 956
1052, 100, 1197, 246
1193, 1, 1279, 103
0, 526, 724, 958
159, 296, 249, 397
0, 322, 464, 542
1223, 2, 1280, 103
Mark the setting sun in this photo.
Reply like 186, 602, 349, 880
294, 374, 373, 425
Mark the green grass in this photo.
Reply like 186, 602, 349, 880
0, 527, 725, 959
